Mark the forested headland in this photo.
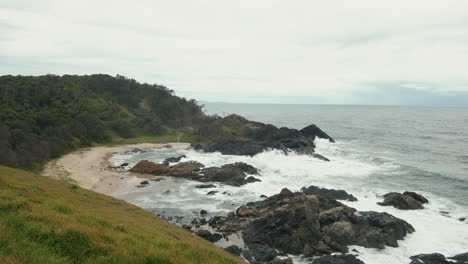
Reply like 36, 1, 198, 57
0, 74, 204, 168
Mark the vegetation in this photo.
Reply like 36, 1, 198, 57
0, 74, 204, 169
0, 166, 244, 264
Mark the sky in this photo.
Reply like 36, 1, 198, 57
1, 0, 468, 106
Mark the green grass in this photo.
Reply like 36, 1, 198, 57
0, 166, 244, 264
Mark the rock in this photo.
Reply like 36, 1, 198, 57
195, 230, 222, 242
197, 162, 261, 186
224, 245, 242, 256
129, 160, 169, 175
136, 184, 147, 188
311, 153, 331, 161
313, 254, 365, 264
211, 186, 414, 259
150, 178, 163, 182
243, 243, 277, 262
199, 218, 207, 225
162, 155, 187, 165
302, 185, 358, 202
403, 191, 429, 204
195, 184, 216, 188
300, 124, 335, 143
207, 191, 218, 195
120, 163, 129, 167
236, 205, 256, 217
168, 161, 204, 177
458, 217, 466, 222
378, 192, 424, 210
140, 180, 149, 185
449, 252, 468, 262
410, 253, 449, 264
200, 210, 208, 215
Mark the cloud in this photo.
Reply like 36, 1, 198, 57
1, 0, 468, 105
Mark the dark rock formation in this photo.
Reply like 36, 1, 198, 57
192, 114, 335, 157
129, 160, 169, 174
224, 245, 242, 256
209, 186, 414, 261
410, 253, 449, 264
311, 153, 331, 162
162, 155, 187, 165
313, 254, 365, 264
140, 180, 149, 185
449, 252, 468, 262
378, 192, 428, 210
195, 230, 222, 242
207, 191, 218, 195
195, 162, 261, 186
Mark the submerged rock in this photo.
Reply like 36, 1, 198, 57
410, 253, 449, 264
195, 184, 217, 188
378, 192, 427, 210
162, 155, 187, 165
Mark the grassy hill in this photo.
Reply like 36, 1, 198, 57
0, 166, 244, 264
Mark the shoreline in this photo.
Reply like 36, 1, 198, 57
42, 142, 190, 195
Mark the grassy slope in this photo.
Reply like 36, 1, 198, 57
0, 166, 244, 264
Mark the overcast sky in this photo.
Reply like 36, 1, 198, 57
1, 0, 468, 106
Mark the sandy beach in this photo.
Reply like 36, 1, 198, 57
42, 142, 190, 195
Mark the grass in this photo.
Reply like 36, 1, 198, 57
0, 166, 244, 264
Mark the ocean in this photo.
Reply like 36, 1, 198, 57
110, 103, 468, 264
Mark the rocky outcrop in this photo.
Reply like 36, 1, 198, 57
192, 114, 334, 157
129, 160, 169, 174
195, 162, 261, 186
167, 161, 204, 177
378, 192, 428, 210
209, 186, 414, 262
409, 252, 468, 264
195, 229, 222, 242
449, 252, 468, 263
312, 254, 365, 264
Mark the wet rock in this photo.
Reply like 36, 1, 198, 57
168, 161, 204, 177
150, 177, 164, 182
195, 230, 222, 242
200, 210, 208, 215
120, 163, 129, 167
224, 245, 242, 256
198, 162, 261, 186
311, 153, 331, 162
199, 218, 207, 225
300, 124, 335, 143
449, 252, 468, 262
129, 160, 169, 175
410, 253, 449, 264
207, 191, 218, 195
313, 254, 365, 264
236, 205, 256, 217
140, 180, 149, 185
195, 184, 216, 188
378, 192, 424, 210
162, 155, 187, 165
243, 243, 277, 262
403, 191, 429, 204
302, 185, 358, 202
458, 217, 466, 222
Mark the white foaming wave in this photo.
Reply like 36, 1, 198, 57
111, 140, 468, 263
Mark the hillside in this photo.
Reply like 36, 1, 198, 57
0, 166, 244, 264
0, 74, 204, 169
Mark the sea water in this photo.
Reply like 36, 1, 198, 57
110, 103, 468, 264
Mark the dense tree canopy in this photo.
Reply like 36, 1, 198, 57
0, 74, 204, 168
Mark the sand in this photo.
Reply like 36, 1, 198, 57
42, 142, 190, 195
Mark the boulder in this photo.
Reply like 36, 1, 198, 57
236, 205, 256, 217
378, 192, 424, 210
197, 162, 261, 186
403, 191, 429, 204
224, 245, 242, 256
168, 161, 204, 177
302, 186, 358, 202
129, 160, 169, 175
410, 253, 449, 264
449, 252, 468, 262
312, 153, 331, 162
312, 254, 365, 264
195, 184, 216, 188
195, 230, 222, 242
